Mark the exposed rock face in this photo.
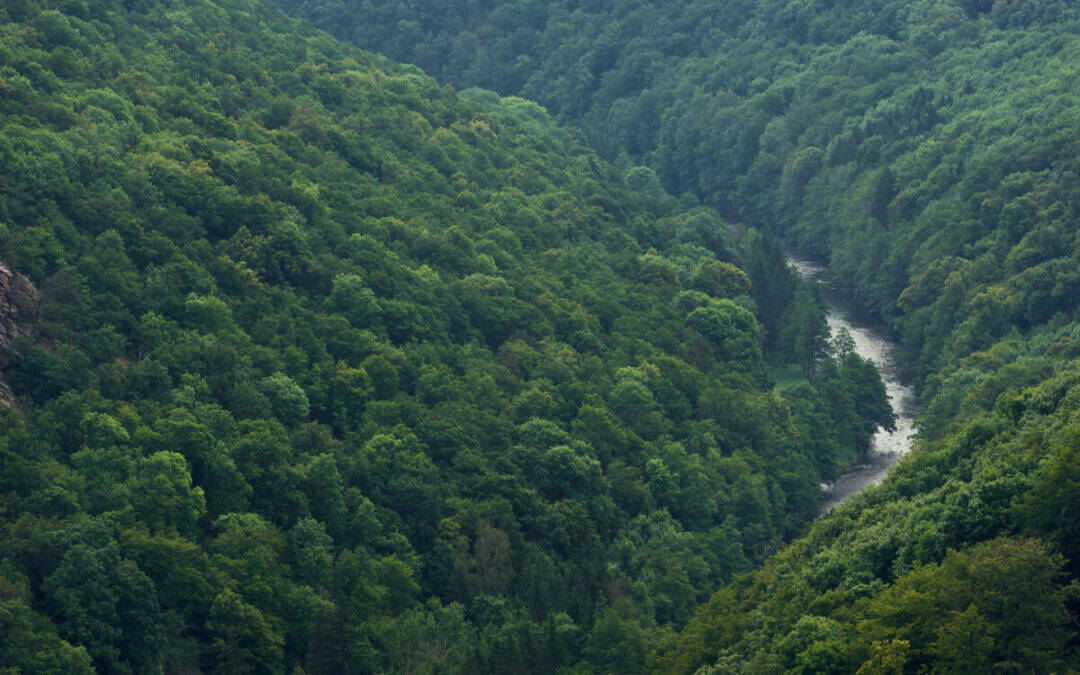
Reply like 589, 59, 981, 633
0, 262, 39, 406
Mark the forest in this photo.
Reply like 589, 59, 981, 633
2, 0, 1080, 672
0, 0, 895, 671
269, 0, 1080, 671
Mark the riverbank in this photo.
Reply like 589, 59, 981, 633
786, 254, 918, 514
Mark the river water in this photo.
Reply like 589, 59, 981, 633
785, 255, 918, 514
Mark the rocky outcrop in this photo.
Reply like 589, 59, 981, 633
0, 262, 39, 406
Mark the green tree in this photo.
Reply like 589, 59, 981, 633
128, 451, 207, 538
0, 600, 94, 673
260, 373, 310, 427
205, 589, 285, 674
691, 260, 750, 299
686, 300, 766, 381
781, 282, 829, 378
43, 540, 164, 674
583, 601, 650, 674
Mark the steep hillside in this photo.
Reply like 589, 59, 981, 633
272, 0, 1080, 671
0, 0, 893, 671
278, 0, 1080, 381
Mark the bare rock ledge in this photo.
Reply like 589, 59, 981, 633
0, 262, 39, 406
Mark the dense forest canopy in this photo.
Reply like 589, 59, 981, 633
277, 0, 1080, 379
260, 0, 1080, 671
0, 0, 898, 672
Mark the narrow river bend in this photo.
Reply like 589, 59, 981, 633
785, 255, 918, 514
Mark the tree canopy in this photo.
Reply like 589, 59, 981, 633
269, 0, 1080, 670
0, 0, 895, 671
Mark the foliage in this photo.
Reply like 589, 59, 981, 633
0, 0, 896, 671
279, 0, 1080, 669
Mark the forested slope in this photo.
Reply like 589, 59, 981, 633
278, 0, 1080, 381
0, 0, 896, 671
270, 0, 1080, 671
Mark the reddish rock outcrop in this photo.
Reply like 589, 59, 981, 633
0, 262, 39, 406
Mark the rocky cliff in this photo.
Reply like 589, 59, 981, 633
0, 262, 39, 406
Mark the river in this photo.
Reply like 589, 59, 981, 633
785, 254, 918, 514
